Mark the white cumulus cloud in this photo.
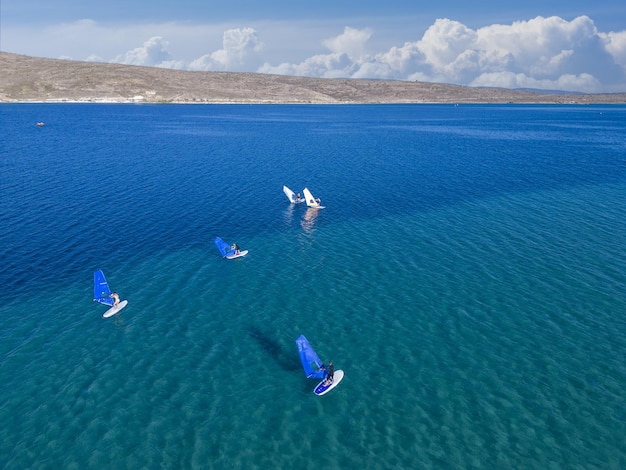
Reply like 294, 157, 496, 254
114, 36, 183, 69
259, 26, 371, 78
188, 27, 263, 72
257, 15, 626, 93
50, 15, 625, 92
601, 30, 626, 70
322, 26, 372, 59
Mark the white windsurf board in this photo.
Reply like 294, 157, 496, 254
103, 299, 128, 318
314, 369, 344, 396
226, 250, 248, 259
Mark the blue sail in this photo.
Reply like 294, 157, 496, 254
214, 236, 235, 258
93, 269, 114, 306
296, 335, 327, 379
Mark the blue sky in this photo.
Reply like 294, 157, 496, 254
2, 0, 625, 92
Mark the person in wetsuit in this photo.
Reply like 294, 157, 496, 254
324, 360, 334, 385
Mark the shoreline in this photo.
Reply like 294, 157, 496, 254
4, 100, 625, 105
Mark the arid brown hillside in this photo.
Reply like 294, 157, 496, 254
1, 52, 625, 104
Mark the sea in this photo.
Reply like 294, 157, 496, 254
0, 103, 625, 469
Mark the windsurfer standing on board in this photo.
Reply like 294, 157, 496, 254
231, 243, 240, 255
110, 292, 120, 309
324, 360, 334, 386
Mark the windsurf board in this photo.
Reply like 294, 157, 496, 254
225, 250, 248, 259
314, 369, 344, 396
103, 300, 128, 318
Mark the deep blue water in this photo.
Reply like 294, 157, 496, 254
1, 103, 625, 469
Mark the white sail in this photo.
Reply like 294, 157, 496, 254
283, 185, 304, 204
303, 187, 322, 208
283, 185, 296, 203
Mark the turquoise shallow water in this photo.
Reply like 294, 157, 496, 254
1, 104, 625, 469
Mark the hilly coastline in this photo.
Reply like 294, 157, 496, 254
1, 51, 625, 104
